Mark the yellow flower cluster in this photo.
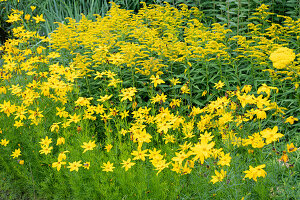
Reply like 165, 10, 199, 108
0, 3, 298, 189
269, 47, 296, 69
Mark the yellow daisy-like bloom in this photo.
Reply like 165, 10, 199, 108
39, 136, 52, 146
269, 47, 295, 69
0, 139, 9, 146
214, 80, 225, 89
285, 116, 298, 125
81, 140, 97, 153
121, 158, 135, 171
105, 144, 113, 152
83, 162, 90, 170
52, 161, 66, 171
11, 148, 21, 159
287, 143, 297, 153
210, 169, 227, 184
243, 164, 266, 182
67, 161, 82, 172
101, 161, 115, 172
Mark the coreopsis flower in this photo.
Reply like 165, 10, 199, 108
210, 169, 227, 184
68, 113, 81, 123
52, 161, 66, 171
51, 123, 60, 133
56, 137, 65, 145
101, 161, 115, 172
0, 139, 9, 146
243, 164, 266, 181
121, 158, 135, 171
217, 152, 231, 166
257, 84, 278, 96
58, 151, 69, 161
119, 87, 137, 102
190, 140, 215, 164
171, 152, 189, 165
30, 6, 36, 11
83, 162, 90, 170
120, 110, 129, 119
81, 140, 97, 153
18, 160, 24, 165
285, 116, 298, 125
214, 80, 225, 89
241, 85, 252, 93
279, 152, 288, 163
97, 94, 113, 102
287, 143, 297, 153
260, 126, 283, 144
14, 120, 24, 128
269, 47, 295, 69
131, 149, 148, 161
67, 161, 82, 172
32, 14, 45, 23
24, 14, 31, 21
169, 78, 181, 86
163, 134, 176, 144
39, 145, 53, 155
56, 107, 69, 118
150, 75, 165, 87
39, 136, 52, 146
180, 84, 190, 94
105, 144, 113, 152
11, 148, 21, 159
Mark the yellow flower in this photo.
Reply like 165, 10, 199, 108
169, 78, 181, 86
260, 126, 283, 144
97, 94, 113, 102
241, 85, 252, 93
56, 137, 65, 145
119, 87, 137, 102
131, 149, 148, 161
269, 47, 295, 69
121, 158, 135, 171
30, 6, 36, 11
180, 84, 190, 94
39, 145, 53, 155
210, 169, 227, 184
150, 75, 165, 87
11, 148, 21, 159
285, 116, 298, 125
32, 14, 45, 23
58, 151, 69, 161
68, 113, 81, 123
81, 140, 97, 153
51, 123, 60, 133
24, 14, 31, 21
190, 140, 215, 164
214, 80, 225, 89
83, 162, 90, 170
217, 152, 231, 166
105, 144, 113, 152
67, 161, 82, 172
243, 164, 266, 182
52, 161, 66, 171
287, 143, 297, 153
39, 136, 52, 146
0, 139, 9, 146
101, 161, 115, 172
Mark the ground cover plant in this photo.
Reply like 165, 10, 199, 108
0, 1, 299, 199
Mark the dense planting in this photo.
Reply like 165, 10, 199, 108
0, 2, 299, 199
